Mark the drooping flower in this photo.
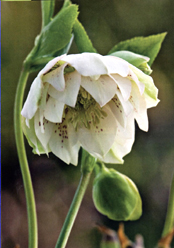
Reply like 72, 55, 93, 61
21, 53, 159, 165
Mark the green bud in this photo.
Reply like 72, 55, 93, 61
92, 163, 142, 221
110, 50, 152, 75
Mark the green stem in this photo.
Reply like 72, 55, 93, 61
55, 171, 92, 248
162, 173, 174, 237
14, 63, 38, 248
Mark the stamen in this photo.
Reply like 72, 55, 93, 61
66, 87, 107, 130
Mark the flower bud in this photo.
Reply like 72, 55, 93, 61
92, 164, 142, 221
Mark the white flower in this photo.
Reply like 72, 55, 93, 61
21, 53, 159, 165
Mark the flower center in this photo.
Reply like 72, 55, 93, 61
67, 87, 107, 130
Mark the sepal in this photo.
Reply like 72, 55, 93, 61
110, 51, 152, 75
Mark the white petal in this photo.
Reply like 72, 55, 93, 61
44, 97, 65, 123
102, 55, 130, 76
78, 105, 117, 156
90, 75, 101, 80
102, 114, 135, 164
38, 54, 67, 76
22, 116, 47, 155
63, 53, 108, 76
39, 82, 49, 110
26, 118, 30, 128
81, 75, 117, 107
34, 110, 54, 152
116, 89, 133, 116
108, 96, 126, 128
42, 62, 68, 91
49, 116, 80, 165
130, 83, 148, 131
48, 70, 81, 107
21, 77, 42, 119
130, 65, 159, 108
111, 74, 132, 101
128, 67, 145, 95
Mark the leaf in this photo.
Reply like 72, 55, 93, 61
62, 0, 72, 9
41, 0, 56, 28
62, 0, 97, 53
36, 5, 79, 58
108, 33, 167, 66
73, 19, 97, 53
54, 34, 74, 56
30, 35, 74, 73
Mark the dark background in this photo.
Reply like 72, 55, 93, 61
1, 1, 174, 248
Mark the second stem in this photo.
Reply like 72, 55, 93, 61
55, 171, 92, 248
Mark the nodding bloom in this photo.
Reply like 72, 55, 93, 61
21, 53, 159, 165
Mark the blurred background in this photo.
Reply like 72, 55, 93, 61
1, 1, 174, 248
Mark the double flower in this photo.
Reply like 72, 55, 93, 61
21, 53, 159, 165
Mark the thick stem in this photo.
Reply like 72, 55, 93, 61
162, 173, 174, 237
55, 171, 92, 248
14, 63, 38, 248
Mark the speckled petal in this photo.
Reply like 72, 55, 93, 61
111, 74, 132, 101
48, 70, 81, 107
128, 66, 145, 95
22, 116, 48, 155
101, 113, 135, 163
78, 105, 117, 156
34, 110, 54, 152
130, 83, 148, 131
116, 89, 133, 116
44, 97, 65, 123
81, 75, 117, 107
108, 96, 126, 128
49, 116, 80, 165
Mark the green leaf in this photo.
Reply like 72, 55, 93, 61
73, 19, 97, 53
63, 0, 72, 9
54, 34, 74, 56
92, 163, 142, 221
59, 0, 96, 53
30, 35, 74, 73
36, 5, 79, 58
41, 0, 56, 28
108, 32, 167, 66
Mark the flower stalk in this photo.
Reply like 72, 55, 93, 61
14, 62, 38, 248
55, 167, 93, 248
